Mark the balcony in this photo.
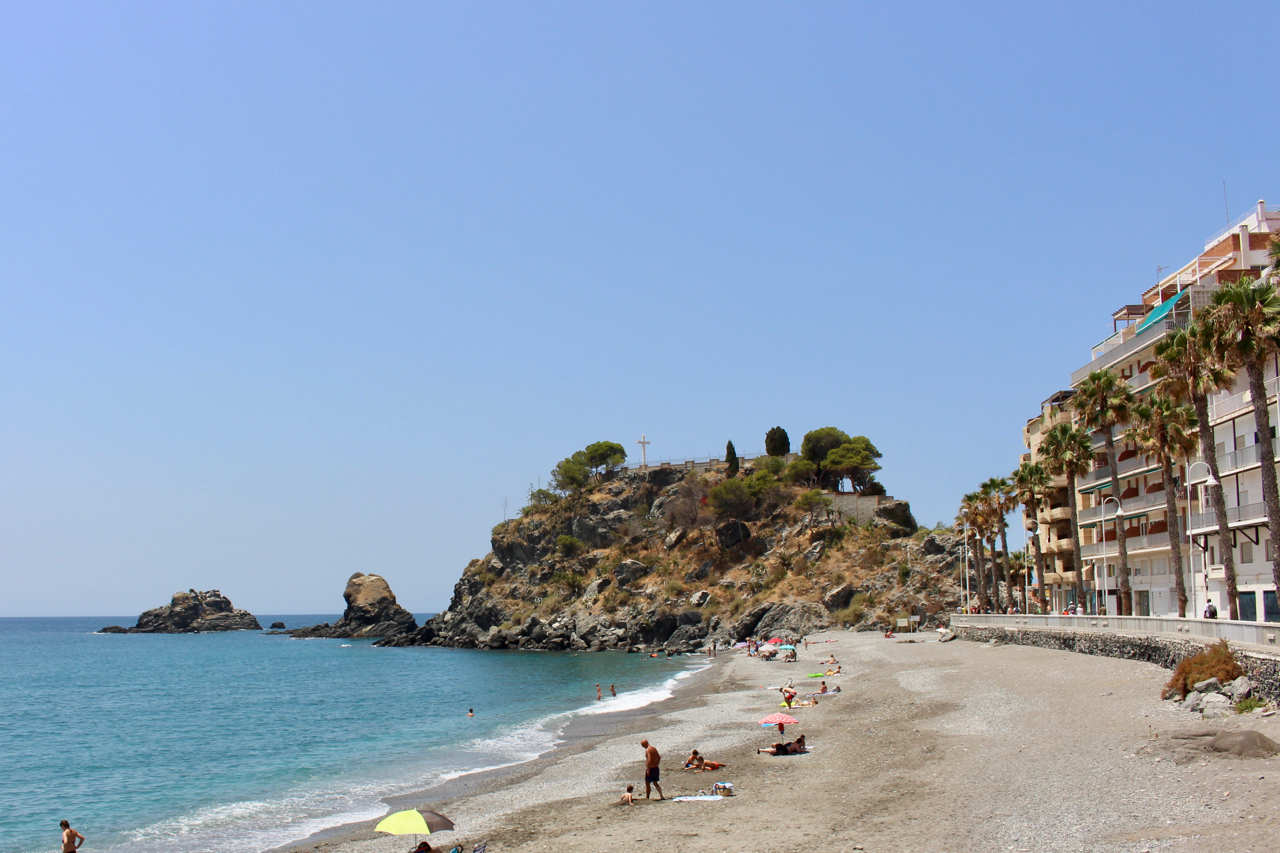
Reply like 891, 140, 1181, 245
1038, 506, 1073, 523
1188, 501, 1269, 532
1044, 537, 1076, 555
1079, 531, 1170, 559
1077, 453, 1161, 488
1208, 375, 1280, 423
1077, 490, 1171, 523
1071, 318, 1187, 386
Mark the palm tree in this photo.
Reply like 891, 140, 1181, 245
1072, 370, 1136, 614
1124, 394, 1198, 617
982, 476, 1018, 612
1210, 276, 1280, 612
956, 492, 987, 611
1013, 461, 1051, 613
1039, 423, 1092, 609
1152, 319, 1240, 619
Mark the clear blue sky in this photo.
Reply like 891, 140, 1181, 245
4, 2, 1279, 616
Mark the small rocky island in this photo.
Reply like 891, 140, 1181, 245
100, 589, 262, 633
291, 572, 418, 639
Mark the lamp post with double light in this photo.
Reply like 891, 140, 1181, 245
1185, 460, 1218, 619
1099, 495, 1120, 615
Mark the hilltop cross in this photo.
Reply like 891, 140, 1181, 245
637, 434, 650, 469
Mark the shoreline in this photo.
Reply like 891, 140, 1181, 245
271, 653, 729, 853
280, 630, 1280, 853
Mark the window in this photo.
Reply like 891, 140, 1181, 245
1268, 540, 1273, 562
1210, 546, 1217, 565
1241, 541, 1254, 564
1239, 591, 1257, 622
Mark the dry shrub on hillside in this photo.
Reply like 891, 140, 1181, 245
1163, 641, 1244, 699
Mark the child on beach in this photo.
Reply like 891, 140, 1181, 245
620, 784, 635, 805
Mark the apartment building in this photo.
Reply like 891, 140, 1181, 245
1023, 200, 1280, 620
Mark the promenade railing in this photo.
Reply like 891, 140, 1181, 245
951, 612, 1280, 650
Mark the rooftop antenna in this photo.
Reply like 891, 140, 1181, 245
1156, 264, 1168, 283
1224, 181, 1230, 226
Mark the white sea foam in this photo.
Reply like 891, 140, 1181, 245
85, 656, 710, 853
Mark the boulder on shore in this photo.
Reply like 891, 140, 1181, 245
100, 590, 261, 634
291, 573, 417, 639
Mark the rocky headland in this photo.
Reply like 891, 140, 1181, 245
381, 464, 968, 653
100, 589, 261, 633
292, 572, 418, 639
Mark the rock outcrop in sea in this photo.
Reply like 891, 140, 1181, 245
100, 590, 262, 633
292, 572, 417, 639
380, 465, 963, 654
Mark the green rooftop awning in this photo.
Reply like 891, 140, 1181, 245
1135, 289, 1189, 334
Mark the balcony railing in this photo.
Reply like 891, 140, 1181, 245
1077, 490, 1170, 523
1208, 375, 1280, 423
1071, 318, 1187, 385
1187, 438, 1280, 482
1079, 531, 1170, 559
1188, 501, 1269, 532
1077, 453, 1161, 487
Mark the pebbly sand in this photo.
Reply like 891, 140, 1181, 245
279, 630, 1280, 853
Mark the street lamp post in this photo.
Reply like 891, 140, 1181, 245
962, 522, 971, 614
1100, 495, 1120, 615
1185, 460, 1218, 619
1025, 516, 1038, 613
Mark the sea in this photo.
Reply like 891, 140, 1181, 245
0, 616, 702, 853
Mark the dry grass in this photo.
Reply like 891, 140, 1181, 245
1163, 641, 1244, 699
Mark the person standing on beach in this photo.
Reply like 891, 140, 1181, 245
60, 821, 83, 852
640, 739, 664, 800
610, 683, 616, 697
596, 683, 603, 701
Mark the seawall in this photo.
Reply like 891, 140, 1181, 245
952, 624, 1280, 702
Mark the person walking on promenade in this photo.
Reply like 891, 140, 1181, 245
640, 739, 664, 800
60, 821, 83, 852
1204, 601, 1218, 619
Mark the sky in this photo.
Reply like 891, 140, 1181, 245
4, 2, 1280, 616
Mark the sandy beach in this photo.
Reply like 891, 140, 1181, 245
285, 631, 1280, 853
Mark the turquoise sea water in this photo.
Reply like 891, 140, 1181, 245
0, 617, 698, 853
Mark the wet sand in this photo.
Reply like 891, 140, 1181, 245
280, 630, 1280, 853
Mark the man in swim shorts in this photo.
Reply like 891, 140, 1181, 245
640, 739, 664, 800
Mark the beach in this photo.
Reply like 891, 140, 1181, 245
287, 630, 1280, 853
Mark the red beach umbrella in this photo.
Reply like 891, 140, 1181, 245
759, 713, 798, 727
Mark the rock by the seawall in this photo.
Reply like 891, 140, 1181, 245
292, 573, 417, 639
100, 589, 262, 634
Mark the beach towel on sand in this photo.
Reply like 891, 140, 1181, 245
672, 795, 724, 801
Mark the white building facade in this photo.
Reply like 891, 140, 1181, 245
1024, 200, 1280, 619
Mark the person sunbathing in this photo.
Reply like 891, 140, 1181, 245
758, 735, 807, 755
684, 750, 726, 771
792, 696, 819, 707
817, 680, 829, 694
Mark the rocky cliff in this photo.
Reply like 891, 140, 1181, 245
381, 467, 966, 653
100, 590, 261, 633
292, 572, 418, 639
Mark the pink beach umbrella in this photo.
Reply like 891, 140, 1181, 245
759, 712, 798, 735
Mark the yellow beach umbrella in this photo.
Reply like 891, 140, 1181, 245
375, 808, 456, 838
